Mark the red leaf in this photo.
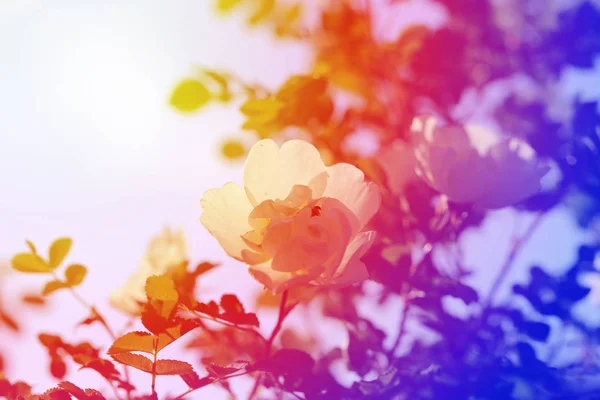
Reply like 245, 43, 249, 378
220, 294, 245, 314
179, 370, 214, 389
0, 379, 11, 396
39, 333, 64, 351
79, 358, 121, 382
141, 301, 179, 335
58, 381, 107, 400
254, 349, 315, 381
195, 301, 220, 318
194, 295, 259, 327
57, 381, 86, 398
51, 358, 67, 379
220, 294, 259, 327
110, 352, 153, 373
40, 387, 72, 399
82, 389, 107, 400
76, 308, 105, 329
193, 262, 218, 276
206, 363, 241, 378
156, 320, 198, 352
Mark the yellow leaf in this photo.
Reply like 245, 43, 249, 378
170, 79, 211, 112
221, 139, 246, 160
65, 264, 87, 287
283, 3, 302, 25
203, 70, 232, 102
48, 237, 72, 269
145, 275, 179, 303
274, 3, 302, 36
248, 0, 275, 25
240, 98, 282, 117
43, 279, 68, 295
12, 253, 51, 273
25, 240, 37, 254
216, 0, 244, 13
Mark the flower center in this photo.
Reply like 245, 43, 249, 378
240, 185, 355, 276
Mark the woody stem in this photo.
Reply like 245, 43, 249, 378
151, 337, 158, 395
249, 291, 296, 400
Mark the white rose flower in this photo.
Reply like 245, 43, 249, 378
201, 139, 381, 294
413, 116, 549, 209
110, 227, 188, 315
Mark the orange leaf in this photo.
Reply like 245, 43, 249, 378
108, 332, 155, 355
11, 252, 51, 273
43, 279, 69, 296
155, 359, 193, 376
156, 320, 198, 352
194, 262, 218, 276
0, 311, 19, 332
110, 353, 153, 373
22, 294, 46, 306
48, 237, 72, 268
145, 275, 178, 303
65, 264, 87, 286
143, 275, 180, 334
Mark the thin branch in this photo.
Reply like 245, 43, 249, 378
249, 291, 297, 400
483, 213, 545, 308
246, 373, 263, 400
51, 271, 131, 399
265, 290, 290, 353
388, 296, 410, 358
171, 370, 251, 400
184, 307, 267, 344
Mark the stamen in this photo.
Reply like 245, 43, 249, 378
311, 205, 322, 217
